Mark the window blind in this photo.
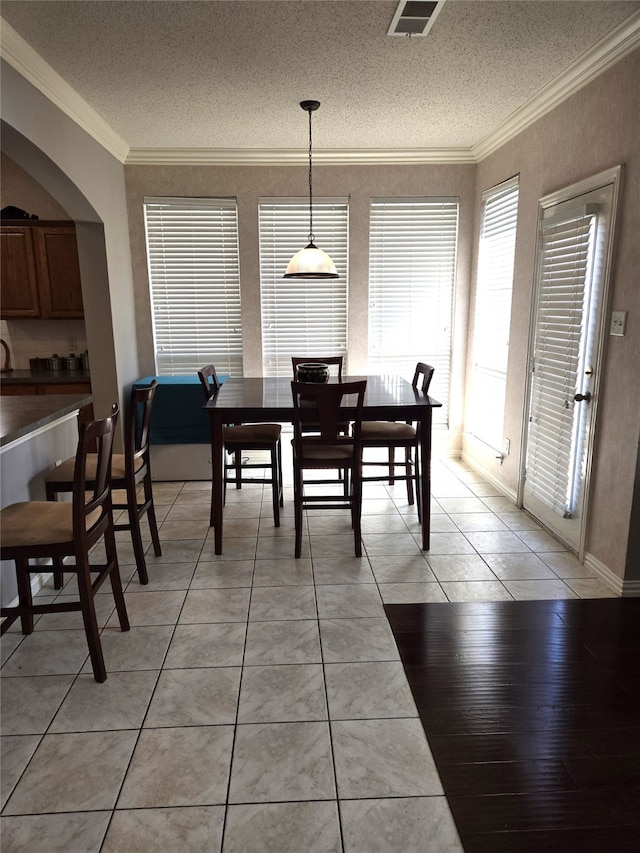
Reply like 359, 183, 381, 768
259, 199, 349, 376
469, 177, 519, 451
144, 197, 243, 376
526, 209, 597, 516
368, 198, 458, 427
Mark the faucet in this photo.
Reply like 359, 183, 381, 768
1, 339, 12, 373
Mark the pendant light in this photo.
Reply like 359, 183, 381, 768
284, 100, 339, 278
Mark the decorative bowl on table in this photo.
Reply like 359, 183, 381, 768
295, 362, 330, 383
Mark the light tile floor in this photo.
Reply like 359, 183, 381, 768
0, 454, 614, 852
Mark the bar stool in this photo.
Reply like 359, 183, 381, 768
44, 381, 162, 585
360, 362, 434, 515
198, 365, 283, 526
0, 408, 129, 683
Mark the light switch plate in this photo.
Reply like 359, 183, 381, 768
610, 310, 627, 336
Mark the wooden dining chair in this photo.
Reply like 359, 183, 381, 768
0, 408, 129, 683
198, 365, 283, 526
291, 355, 344, 381
291, 378, 367, 558
292, 355, 350, 493
45, 381, 162, 585
359, 362, 434, 516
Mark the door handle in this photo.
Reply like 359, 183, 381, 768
574, 392, 592, 402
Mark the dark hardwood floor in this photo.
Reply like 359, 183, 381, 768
385, 598, 640, 852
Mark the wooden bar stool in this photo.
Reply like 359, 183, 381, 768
198, 365, 283, 526
45, 381, 161, 585
291, 379, 367, 558
0, 408, 129, 683
360, 362, 434, 516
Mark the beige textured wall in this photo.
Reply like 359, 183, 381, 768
125, 162, 476, 450
468, 49, 640, 581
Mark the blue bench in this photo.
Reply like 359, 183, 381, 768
134, 374, 228, 445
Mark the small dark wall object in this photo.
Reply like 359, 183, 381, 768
1, 206, 39, 220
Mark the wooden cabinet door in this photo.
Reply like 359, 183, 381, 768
0, 227, 41, 317
33, 226, 84, 318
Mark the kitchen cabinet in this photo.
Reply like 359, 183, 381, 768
0, 221, 84, 319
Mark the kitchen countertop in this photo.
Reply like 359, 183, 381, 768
0, 369, 91, 385
0, 393, 92, 448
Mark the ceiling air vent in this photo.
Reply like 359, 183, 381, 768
387, 0, 446, 37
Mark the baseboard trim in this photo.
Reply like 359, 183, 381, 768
460, 449, 518, 503
584, 552, 638, 597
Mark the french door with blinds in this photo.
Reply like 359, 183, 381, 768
368, 198, 458, 428
521, 168, 621, 554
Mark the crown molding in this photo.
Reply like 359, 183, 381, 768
2, 10, 639, 167
124, 147, 476, 165
472, 10, 640, 161
0, 18, 130, 163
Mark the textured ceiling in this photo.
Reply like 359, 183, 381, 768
1, 0, 639, 155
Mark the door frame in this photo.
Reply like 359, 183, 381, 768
518, 165, 623, 559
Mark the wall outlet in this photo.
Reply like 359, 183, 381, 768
610, 311, 627, 336
503, 438, 511, 456
68, 335, 78, 351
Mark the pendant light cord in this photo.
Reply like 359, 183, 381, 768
308, 106, 314, 244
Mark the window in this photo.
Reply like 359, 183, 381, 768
368, 198, 458, 427
468, 177, 519, 452
144, 197, 242, 376
259, 198, 349, 376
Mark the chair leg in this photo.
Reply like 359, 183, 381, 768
234, 450, 242, 490
405, 447, 415, 506
414, 448, 422, 523
128, 497, 149, 585
352, 469, 363, 558
277, 439, 284, 507
52, 556, 65, 590
16, 558, 34, 634
270, 443, 281, 527
105, 526, 130, 634
388, 447, 395, 485
76, 556, 107, 683
144, 475, 162, 557
294, 462, 304, 558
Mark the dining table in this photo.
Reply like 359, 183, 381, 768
203, 374, 442, 555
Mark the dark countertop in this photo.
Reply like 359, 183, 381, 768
0, 369, 91, 385
0, 393, 92, 448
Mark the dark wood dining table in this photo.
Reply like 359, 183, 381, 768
203, 374, 441, 555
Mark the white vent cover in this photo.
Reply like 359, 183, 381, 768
387, 0, 446, 37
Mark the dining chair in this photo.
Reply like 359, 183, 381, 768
359, 362, 434, 516
291, 378, 367, 558
291, 355, 344, 381
198, 364, 283, 526
0, 408, 129, 683
45, 381, 162, 586
292, 355, 350, 493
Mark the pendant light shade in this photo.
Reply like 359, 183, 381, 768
284, 100, 338, 279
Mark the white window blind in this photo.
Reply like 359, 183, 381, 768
469, 177, 519, 451
368, 198, 458, 427
526, 208, 597, 516
259, 198, 349, 376
144, 197, 243, 376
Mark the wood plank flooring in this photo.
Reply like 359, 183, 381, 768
385, 598, 640, 852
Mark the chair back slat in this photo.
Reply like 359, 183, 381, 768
73, 405, 118, 534
292, 380, 366, 448
412, 362, 435, 395
129, 380, 158, 469
198, 364, 222, 400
